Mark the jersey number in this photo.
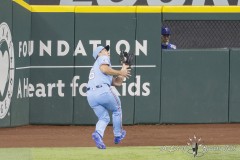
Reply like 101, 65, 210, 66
89, 69, 95, 80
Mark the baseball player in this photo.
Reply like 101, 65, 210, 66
161, 27, 176, 49
86, 45, 131, 149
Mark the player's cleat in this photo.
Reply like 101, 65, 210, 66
92, 131, 106, 149
114, 130, 126, 144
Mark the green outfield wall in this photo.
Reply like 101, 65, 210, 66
11, 0, 31, 126
1, 0, 240, 127
161, 49, 229, 123
134, 7, 162, 124
0, 0, 12, 127
30, 8, 75, 124
73, 7, 137, 125
229, 49, 240, 122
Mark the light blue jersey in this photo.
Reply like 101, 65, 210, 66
162, 43, 176, 49
87, 55, 112, 88
87, 54, 125, 141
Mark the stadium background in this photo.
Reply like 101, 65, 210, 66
1, 1, 240, 160
0, 0, 240, 128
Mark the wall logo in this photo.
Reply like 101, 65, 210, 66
0, 22, 15, 119
187, 135, 206, 157
160, 135, 237, 157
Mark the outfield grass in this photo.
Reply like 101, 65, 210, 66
0, 145, 239, 160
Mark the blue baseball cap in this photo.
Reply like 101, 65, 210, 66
93, 45, 110, 59
162, 27, 171, 35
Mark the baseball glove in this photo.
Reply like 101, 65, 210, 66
120, 50, 135, 67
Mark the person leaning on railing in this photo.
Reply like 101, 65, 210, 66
161, 27, 176, 49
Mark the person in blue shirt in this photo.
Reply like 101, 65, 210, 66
161, 27, 176, 49
86, 45, 131, 149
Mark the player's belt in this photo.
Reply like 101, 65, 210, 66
86, 83, 110, 91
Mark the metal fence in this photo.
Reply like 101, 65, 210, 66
163, 20, 240, 49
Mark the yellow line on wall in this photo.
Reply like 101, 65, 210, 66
31, 6, 75, 13
163, 6, 240, 13
75, 6, 136, 13
136, 6, 162, 13
11, 0, 240, 13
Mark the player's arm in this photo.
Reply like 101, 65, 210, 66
100, 64, 131, 77
112, 76, 125, 87
100, 64, 131, 86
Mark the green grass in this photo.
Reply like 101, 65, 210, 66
0, 145, 239, 160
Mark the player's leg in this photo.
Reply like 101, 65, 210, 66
91, 105, 110, 138
103, 88, 126, 143
87, 92, 110, 138
91, 105, 110, 149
